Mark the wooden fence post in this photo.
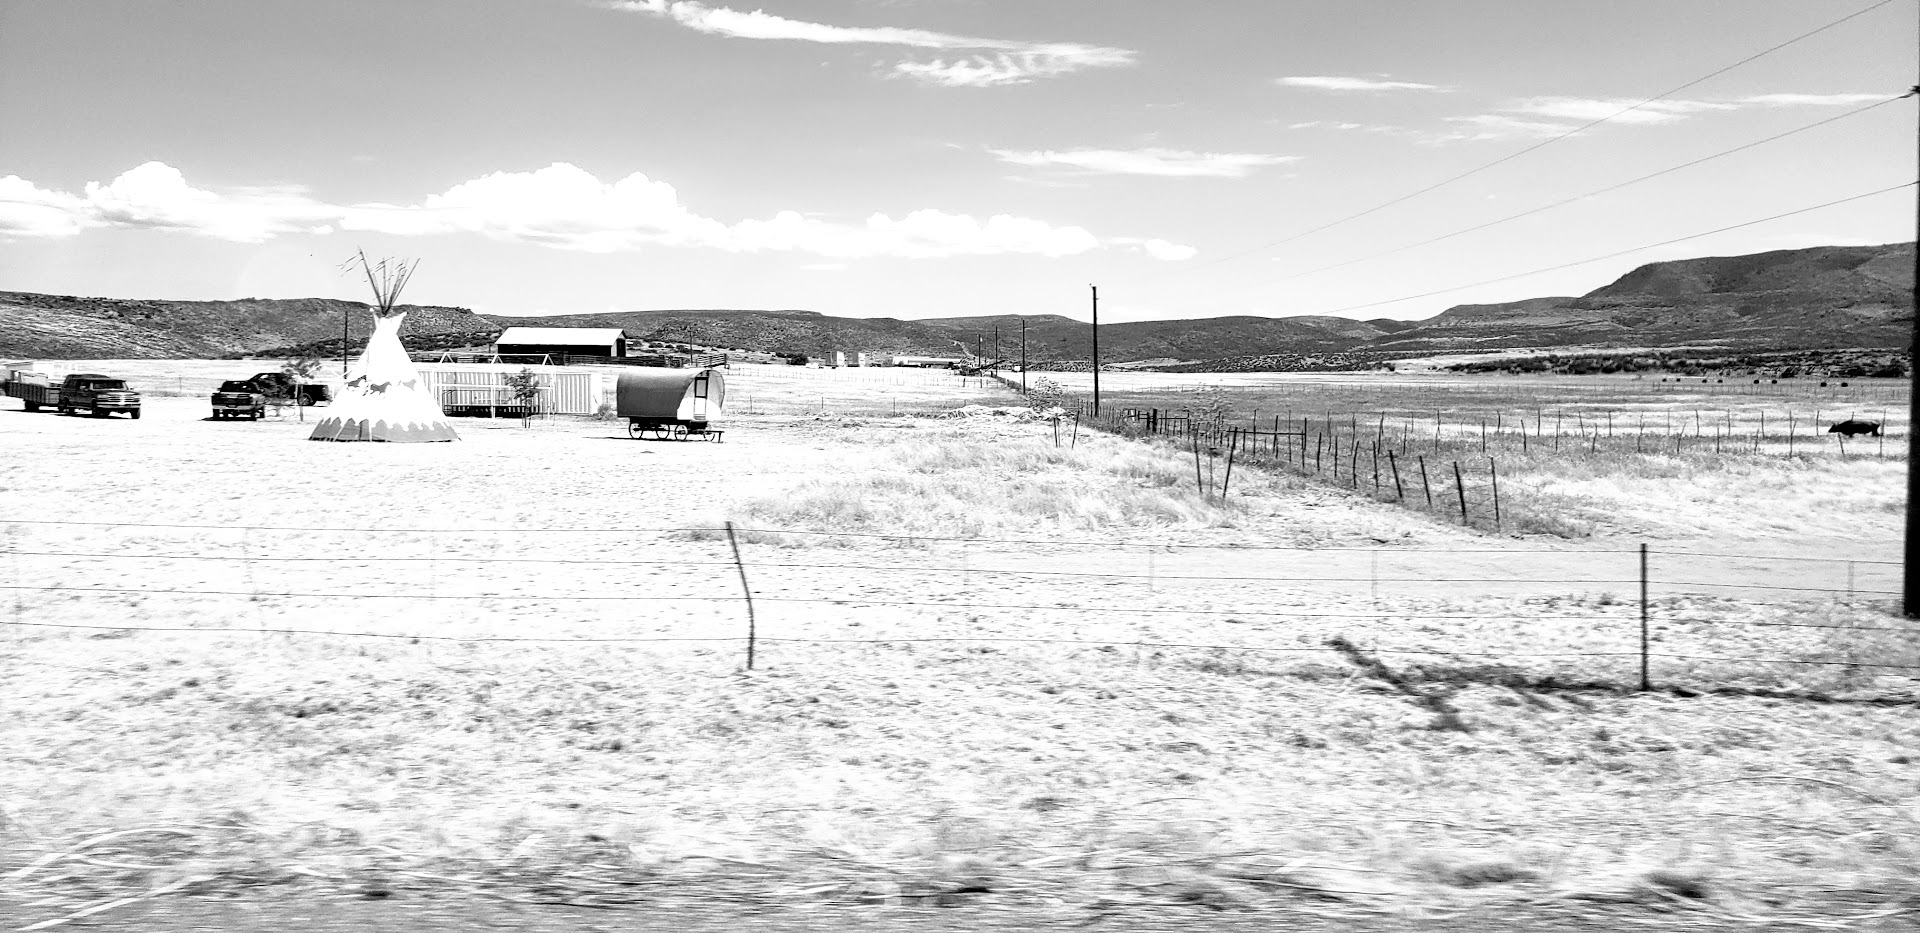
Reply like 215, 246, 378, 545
1489, 458, 1501, 532
1418, 456, 1433, 506
1452, 461, 1468, 525
725, 522, 758, 671
1193, 430, 1204, 494
1222, 441, 1236, 501
1388, 450, 1404, 501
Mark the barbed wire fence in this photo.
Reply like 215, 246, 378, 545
1063, 399, 1907, 533
2, 518, 1911, 702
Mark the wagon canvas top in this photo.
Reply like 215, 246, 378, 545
615, 368, 725, 422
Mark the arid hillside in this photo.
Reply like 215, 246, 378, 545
3, 242, 1910, 363
0, 292, 497, 360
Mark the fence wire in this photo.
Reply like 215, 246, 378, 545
2, 517, 1914, 699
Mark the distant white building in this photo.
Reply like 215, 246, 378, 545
888, 355, 967, 368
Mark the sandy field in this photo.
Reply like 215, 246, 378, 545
1, 363, 1915, 924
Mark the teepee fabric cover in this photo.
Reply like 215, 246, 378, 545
309, 313, 459, 442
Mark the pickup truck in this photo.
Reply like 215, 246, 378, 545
58, 374, 142, 419
248, 372, 332, 406
211, 380, 267, 420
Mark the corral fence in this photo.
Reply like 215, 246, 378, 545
1077, 401, 1907, 532
3, 518, 1912, 703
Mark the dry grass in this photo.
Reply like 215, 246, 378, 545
1, 386, 1917, 922
4, 629, 1917, 919
718, 429, 1236, 542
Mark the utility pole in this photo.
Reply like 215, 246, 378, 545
1020, 319, 1028, 393
993, 324, 1000, 364
975, 334, 983, 363
1906, 65, 1919, 615
342, 305, 350, 376
1090, 284, 1101, 416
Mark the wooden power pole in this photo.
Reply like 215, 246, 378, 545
1907, 67, 1919, 615
1020, 319, 1027, 393
1090, 284, 1100, 416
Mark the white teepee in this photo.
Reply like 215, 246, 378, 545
309, 253, 459, 443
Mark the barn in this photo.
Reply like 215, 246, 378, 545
494, 327, 629, 363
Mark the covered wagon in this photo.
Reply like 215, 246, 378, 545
616, 368, 726, 441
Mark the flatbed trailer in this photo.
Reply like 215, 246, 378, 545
3, 376, 60, 411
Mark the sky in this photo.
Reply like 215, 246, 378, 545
0, 0, 1914, 324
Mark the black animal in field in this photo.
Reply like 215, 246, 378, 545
1827, 419, 1882, 437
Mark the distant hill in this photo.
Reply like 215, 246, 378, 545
1372, 243, 1913, 352
0, 292, 496, 359
2, 242, 1909, 364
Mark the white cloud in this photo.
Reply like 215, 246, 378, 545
1503, 96, 1734, 125
1277, 75, 1444, 92
341, 162, 731, 251
1433, 113, 1579, 142
1739, 92, 1890, 107
1142, 239, 1197, 262
7, 161, 1191, 261
1288, 120, 1406, 136
801, 262, 848, 271
1109, 237, 1198, 262
608, 0, 1132, 86
989, 147, 1297, 178
79, 162, 337, 242
0, 175, 95, 237
0, 162, 339, 242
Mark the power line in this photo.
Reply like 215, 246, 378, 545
1254, 95, 1908, 289
1167, 0, 1899, 278
1291, 182, 1915, 317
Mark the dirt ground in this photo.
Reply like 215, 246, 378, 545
1, 369, 1915, 927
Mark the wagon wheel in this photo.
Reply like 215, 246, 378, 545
670, 423, 689, 441
627, 420, 643, 439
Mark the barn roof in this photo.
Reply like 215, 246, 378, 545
495, 327, 628, 346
